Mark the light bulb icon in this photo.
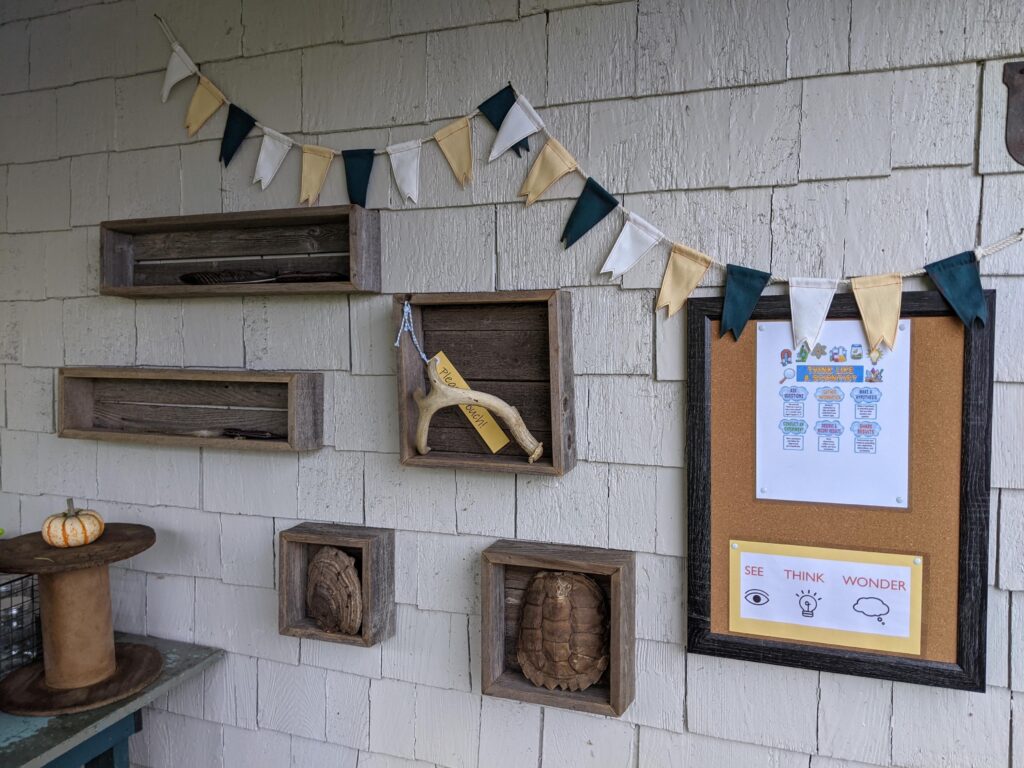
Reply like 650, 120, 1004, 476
797, 590, 820, 617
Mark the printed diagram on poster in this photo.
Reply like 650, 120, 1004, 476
729, 540, 923, 655
756, 319, 911, 508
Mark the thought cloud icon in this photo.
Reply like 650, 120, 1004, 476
853, 596, 890, 625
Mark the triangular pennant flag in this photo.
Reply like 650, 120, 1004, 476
789, 277, 838, 349
721, 264, 771, 339
600, 212, 664, 279
925, 251, 988, 327
519, 138, 577, 206
489, 94, 544, 162
851, 273, 903, 352
299, 144, 334, 206
656, 243, 712, 317
253, 127, 293, 189
219, 104, 256, 167
342, 148, 376, 208
161, 43, 197, 102
386, 139, 422, 203
184, 76, 225, 137
561, 177, 618, 248
434, 117, 473, 186
478, 85, 528, 157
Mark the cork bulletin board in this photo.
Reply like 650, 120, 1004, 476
685, 291, 996, 690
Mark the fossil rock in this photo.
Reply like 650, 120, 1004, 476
306, 546, 362, 636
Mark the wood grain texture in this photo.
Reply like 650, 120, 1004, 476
0, 523, 155, 574
278, 523, 395, 648
685, 290, 995, 691
481, 539, 635, 716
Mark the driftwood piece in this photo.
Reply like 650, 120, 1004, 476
305, 546, 362, 635
414, 358, 543, 463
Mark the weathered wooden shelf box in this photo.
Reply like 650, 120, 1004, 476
278, 523, 395, 647
481, 539, 636, 716
395, 291, 576, 476
100, 205, 380, 297
58, 368, 322, 451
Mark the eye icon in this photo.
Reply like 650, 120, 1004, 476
744, 589, 770, 606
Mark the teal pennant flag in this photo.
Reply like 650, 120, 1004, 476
478, 84, 528, 156
721, 264, 771, 339
219, 104, 256, 167
924, 251, 988, 327
561, 177, 618, 249
342, 149, 376, 208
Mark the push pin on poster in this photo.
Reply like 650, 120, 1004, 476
1003, 62, 1024, 166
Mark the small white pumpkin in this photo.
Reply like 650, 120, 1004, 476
41, 498, 105, 548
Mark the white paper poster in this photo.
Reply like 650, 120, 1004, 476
755, 319, 911, 508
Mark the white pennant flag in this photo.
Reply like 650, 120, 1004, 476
788, 277, 838, 349
600, 212, 665, 279
252, 127, 293, 190
488, 95, 544, 162
161, 43, 198, 103
386, 139, 422, 203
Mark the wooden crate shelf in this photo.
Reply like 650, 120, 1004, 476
395, 290, 576, 476
279, 523, 395, 647
481, 539, 636, 717
100, 205, 380, 297
58, 368, 323, 451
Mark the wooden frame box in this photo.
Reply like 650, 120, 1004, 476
100, 205, 380, 297
395, 291, 575, 476
59, 368, 323, 452
481, 539, 635, 716
279, 523, 395, 647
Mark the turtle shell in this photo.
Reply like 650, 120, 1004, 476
306, 546, 363, 636
516, 570, 609, 692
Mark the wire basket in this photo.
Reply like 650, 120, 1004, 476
0, 574, 42, 676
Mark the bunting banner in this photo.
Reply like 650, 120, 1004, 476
924, 251, 989, 327
478, 85, 529, 157
600, 211, 664, 279
161, 42, 197, 102
851, 273, 903, 352
519, 138, 577, 206
789, 277, 838, 349
299, 144, 334, 206
721, 264, 772, 339
386, 140, 422, 203
657, 243, 712, 317
562, 177, 618, 248
185, 76, 225, 137
489, 94, 544, 162
434, 117, 473, 186
342, 149, 376, 208
219, 104, 256, 167
253, 127, 293, 190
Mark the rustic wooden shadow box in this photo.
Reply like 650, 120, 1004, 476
59, 368, 322, 451
279, 523, 395, 647
395, 291, 576, 475
100, 205, 380, 297
481, 539, 635, 716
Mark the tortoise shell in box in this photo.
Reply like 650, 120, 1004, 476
306, 546, 362, 636
516, 570, 609, 691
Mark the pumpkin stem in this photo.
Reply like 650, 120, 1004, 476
66, 498, 76, 515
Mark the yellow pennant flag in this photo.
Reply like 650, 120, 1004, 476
299, 144, 334, 206
184, 76, 225, 137
656, 243, 712, 317
434, 116, 473, 186
851, 273, 903, 352
519, 138, 578, 206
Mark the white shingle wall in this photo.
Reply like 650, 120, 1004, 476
1, 1, 1022, 766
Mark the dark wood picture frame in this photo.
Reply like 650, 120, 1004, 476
686, 290, 995, 690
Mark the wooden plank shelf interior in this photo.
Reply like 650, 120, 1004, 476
59, 368, 323, 451
395, 291, 576, 476
279, 523, 395, 648
100, 205, 380, 297
481, 539, 636, 717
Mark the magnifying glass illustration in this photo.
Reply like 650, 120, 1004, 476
779, 368, 795, 385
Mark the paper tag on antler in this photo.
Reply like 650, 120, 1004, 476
432, 351, 511, 453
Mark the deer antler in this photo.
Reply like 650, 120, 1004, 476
414, 358, 543, 463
